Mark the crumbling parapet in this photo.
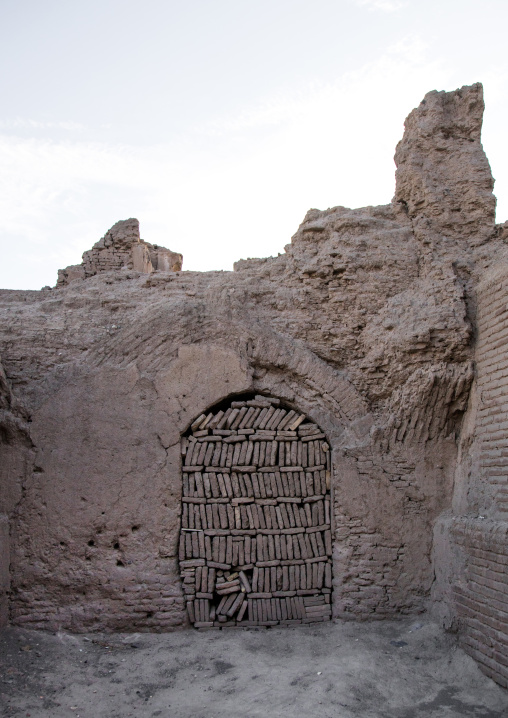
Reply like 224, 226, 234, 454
56, 218, 183, 287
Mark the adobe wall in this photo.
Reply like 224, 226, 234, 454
1, 81, 508, 686
433, 266, 508, 688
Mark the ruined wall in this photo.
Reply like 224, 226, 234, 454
0, 356, 32, 628
0, 82, 508, 684
57, 218, 182, 287
433, 266, 508, 688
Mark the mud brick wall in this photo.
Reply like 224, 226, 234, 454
447, 268, 508, 688
179, 395, 333, 628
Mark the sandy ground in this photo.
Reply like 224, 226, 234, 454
1, 617, 507, 718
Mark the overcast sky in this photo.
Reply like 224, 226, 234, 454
1, 0, 507, 289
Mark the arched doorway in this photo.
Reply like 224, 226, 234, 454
179, 394, 333, 628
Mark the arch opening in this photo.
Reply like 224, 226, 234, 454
179, 393, 333, 628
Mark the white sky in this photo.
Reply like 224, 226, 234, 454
1, 0, 507, 289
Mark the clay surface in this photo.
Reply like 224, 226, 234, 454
1, 82, 508, 688
2, 619, 508, 718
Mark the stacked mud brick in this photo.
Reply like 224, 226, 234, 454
179, 395, 333, 628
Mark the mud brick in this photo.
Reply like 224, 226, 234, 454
275, 470, 288, 496
198, 532, 206, 558
274, 532, 282, 559
312, 503, 320, 525
216, 582, 240, 596
179, 534, 188, 561
278, 503, 289, 529
317, 500, 325, 525
182, 472, 190, 497
297, 533, 308, 559
325, 562, 332, 588
317, 561, 325, 588
285, 413, 303, 431
224, 408, 240, 429
308, 531, 320, 556
297, 471, 307, 497
225, 536, 233, 565
266, 598, 277, 621
193, 505, 201, 530
219, 536, 227, 564
186, 600, 196, 623
284, 502, 295, 528
298, 596, 306, 617
219, 444, 228, 467
301, 432, 325, 442
256, 534, 264, 561
250, 473, 260, 498
285, 534, 293, 560
227, 592, 245, 618
243, 472, 253, 496
239, 504, 248, 531
324, 499, 330, 525
267, 534, 275, 561
206, 567, 216, 593
292, 504, 302, 528
185, 532, 193, 558
196, 565, 203, 592
304, 596, 325, 606
270, 566, 277, 592
259, 473, 269, 497
305, 471, 314, 496
225, 445, 235, 467
232, 594, 247, 621
263, 535, 271, 564
232, 540, 239, 566
298, 505, 308, 528
304, 503, 313, 527
232, 443, 242, 465
221, 472, 232, 497
260, 505, 270, 530
250, 591, 273, 600
216, 473, 227, 498
261, 600, 268, 622
210, 444, 223, 468
283, 471, 294, 498
289, 564, 296, 591
203, 443, 215, 465
209, 504, 218, 529
208, 473, 219, 498
315, 532, 326, 556
181, 558, 205, 568
267, 473, 276, 496
251, 442, 260, 465
220, 593, 238, 615
216, 503, 226, 529
289, 442, 297, 465
181, 503, 189, 529
257, 442, 265, 465
199, 503, 207, 529
269, 505, 278, 531
182, 496, 206, 506
258, 406, 275, 429
308, 441, 315, 468
197, 443, 209, 465
190, 531, 200, 557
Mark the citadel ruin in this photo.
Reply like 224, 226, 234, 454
1, 83, 508, 688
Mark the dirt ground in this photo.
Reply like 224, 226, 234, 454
1, 617, 507, 718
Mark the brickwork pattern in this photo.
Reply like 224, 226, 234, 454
179, 395, 333, 628
452, 272, 508, 687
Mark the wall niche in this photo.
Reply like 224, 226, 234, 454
179, 394, 333, 628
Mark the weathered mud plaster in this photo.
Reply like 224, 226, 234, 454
1, 82, 508, 687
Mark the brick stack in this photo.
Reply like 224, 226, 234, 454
179, 395, 333, 628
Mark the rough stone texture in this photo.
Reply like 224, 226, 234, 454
56, 218, 183, 287
1, 83, 508, 687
